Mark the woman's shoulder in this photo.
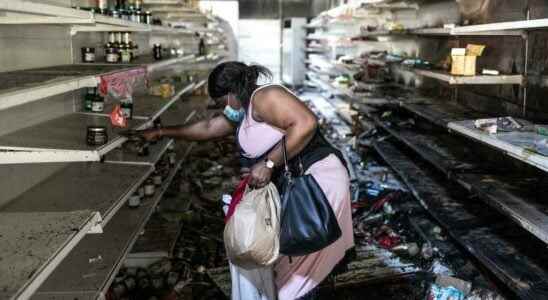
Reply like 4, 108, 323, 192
253, 84, 292, 100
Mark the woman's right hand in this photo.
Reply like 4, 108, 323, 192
138, 128, 162, 142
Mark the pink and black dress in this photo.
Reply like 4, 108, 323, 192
237, 84, 354, 300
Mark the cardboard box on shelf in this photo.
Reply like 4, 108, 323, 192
450, 44, 485, 76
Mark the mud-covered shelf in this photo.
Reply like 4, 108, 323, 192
448, 120, 548, 173
105, 138, 174, 166
0, 211, 99, 300
414, 69, 524, 85
1, 162, 152, 229
33, 157, 185, 300
0, 113, 146, 164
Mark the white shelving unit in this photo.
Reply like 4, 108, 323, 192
0, 0, 227, 298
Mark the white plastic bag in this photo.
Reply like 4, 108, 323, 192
224, 183, 281, 269
222, 194, 277, 300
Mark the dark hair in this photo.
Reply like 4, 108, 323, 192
207, 61, 272, 109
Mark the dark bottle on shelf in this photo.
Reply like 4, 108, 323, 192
199, 37, 206, 56
105, 32, 120, 63
120, 98, 134, 119
144, 11, 152, 24
116, 0, 125, 10
153, 44, 162, 60
123, 32, 134, 61
84, 87, 96, 111
97, 0, 109, 14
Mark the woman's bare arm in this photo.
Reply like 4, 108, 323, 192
142, 115, 236, 142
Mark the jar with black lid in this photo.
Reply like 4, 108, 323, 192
105, 47, 119, 63
91, 94, 104, 112
81, 47, 96, 63
86, 126, 108, 146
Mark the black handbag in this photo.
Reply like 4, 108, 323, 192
279, 137, 342, 257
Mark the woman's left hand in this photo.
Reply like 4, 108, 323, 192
249, 161, 273, 188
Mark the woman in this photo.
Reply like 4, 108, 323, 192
140, 62, 354, 299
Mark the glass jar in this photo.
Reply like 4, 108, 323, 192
167, 149, 177, 166
144, 178, 155, 197
86, 126, 108, 146
152, 170, 162, 186
128, 192, 141, 208
105, 47, 119, 63
81, 47, 96, 63
91, 93, 104, 112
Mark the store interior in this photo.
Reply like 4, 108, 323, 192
2, 0, 548, 299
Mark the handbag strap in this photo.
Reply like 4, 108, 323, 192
282, 136, 292, 178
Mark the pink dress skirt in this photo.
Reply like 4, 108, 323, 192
237, 85, 354, 300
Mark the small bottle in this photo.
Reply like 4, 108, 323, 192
152, 170, 162, 186
123, 32, 134, 61
153, 44, 162, 60
120, 42, 131, 63
144, 178, 155, 197
84, 88, 96, 111
105, 32, 119, 63
144, 11, 152, 25
199, 37, 206, 56
97, 0, 109, 14
120, 98, 133, 119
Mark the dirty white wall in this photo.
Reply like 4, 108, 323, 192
238, 19, 281, 82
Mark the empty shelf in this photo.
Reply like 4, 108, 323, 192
0, 211, 98, 300
0, 113, 147, 164
33, 158, 185, 300
1, 162, 152, 227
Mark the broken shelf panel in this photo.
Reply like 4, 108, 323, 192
33, 158, 185, 299
1, 162, 152, 227
401, 99, 489, 127
373, 140, 548, 300
374, 117, 477, 174
456, 173, 548, 245
0, 211, 98, 300
448, 120, 548, 173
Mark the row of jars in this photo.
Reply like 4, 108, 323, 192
128, 142, 178, 208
